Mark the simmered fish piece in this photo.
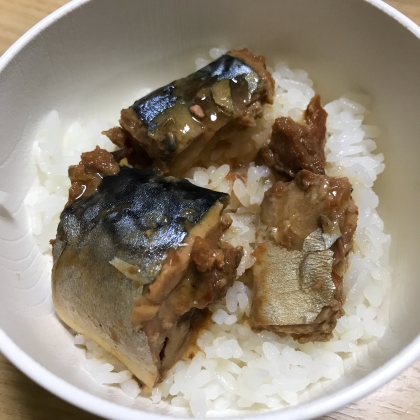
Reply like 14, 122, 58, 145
252, 230, 343, 343
52, 166, 242, 388
251, 170, 358, 342
260, 169, 358, 267
104, 49, 274, 175
262, 95, 328, 179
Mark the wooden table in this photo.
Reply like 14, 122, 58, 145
1, 1, 420, 419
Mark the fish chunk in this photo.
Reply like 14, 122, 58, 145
251, 170, 357, 342
105, 49, 274, 175
52, 167, 242, 388
260, 169, 358, 268
252, 230, 342, 342
262, 95, 328, 179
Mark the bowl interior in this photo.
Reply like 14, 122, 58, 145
1, 0, 420, 418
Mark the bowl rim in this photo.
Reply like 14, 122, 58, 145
0, 0, 419, 419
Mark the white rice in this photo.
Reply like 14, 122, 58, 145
25, 47, 391, 417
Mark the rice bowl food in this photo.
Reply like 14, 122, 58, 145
24, 46, 391, 418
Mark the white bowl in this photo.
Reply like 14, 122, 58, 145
1, 0, 419, 419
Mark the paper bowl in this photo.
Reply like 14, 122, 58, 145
0, 0, 419, 419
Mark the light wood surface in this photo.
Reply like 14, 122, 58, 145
1, 0, 420, 419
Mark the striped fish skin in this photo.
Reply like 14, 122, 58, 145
52, 167, 238, 388
115, 49, 274, 174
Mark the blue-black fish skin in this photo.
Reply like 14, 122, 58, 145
130, 55, 254, 133
51, 167, 235, 387
116, 49, 275, 175
55, 167, 229, 285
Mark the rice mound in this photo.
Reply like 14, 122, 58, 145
25, 47, 391, 417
